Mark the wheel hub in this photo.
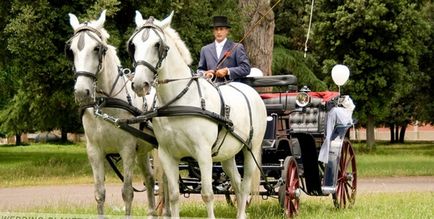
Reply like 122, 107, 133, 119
287, 188, 301, 199
346, 172, 354, 181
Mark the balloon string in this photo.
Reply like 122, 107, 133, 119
304, 0, 315, 58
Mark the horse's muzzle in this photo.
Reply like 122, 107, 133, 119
74, 89, 92, 104
131, 81, 151, 96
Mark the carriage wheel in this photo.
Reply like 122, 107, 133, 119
278, 156, 300, 218
333, 139, 357, 208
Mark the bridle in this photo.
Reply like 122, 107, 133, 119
66, 25, 133, 102
127, 17, 170, 75
65, 24, 108, 81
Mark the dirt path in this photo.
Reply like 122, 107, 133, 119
1, 176, 433, 211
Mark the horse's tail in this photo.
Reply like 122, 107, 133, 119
153, 150, 167, 216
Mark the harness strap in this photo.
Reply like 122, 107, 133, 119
135, 60, 157, 73
108, 67, 124, 97
116, 123, 158, 146
228, 84, 254, 148
75, 71, 97, 80
79, 97, 157, 147
116, 104, 254, 151
158, 78, 196, 110
116, 105, 233, 131
95, 97, 143, 116
210, 83, 228, 154
194, 78, 206, 110
106, 154, 148, 192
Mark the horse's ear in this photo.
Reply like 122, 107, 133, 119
69, 13, 80, 30
158, 11, 174, 29
135, 10, 145, 27
95, 10, 106, 28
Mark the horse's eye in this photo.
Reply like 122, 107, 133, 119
155, 42, 160, 48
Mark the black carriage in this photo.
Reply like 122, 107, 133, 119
175, 74, 357, 217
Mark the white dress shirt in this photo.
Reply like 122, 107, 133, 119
215, 38, 227, 59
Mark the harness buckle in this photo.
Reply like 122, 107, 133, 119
201, 98, 206, 110
224, 104, 230, 119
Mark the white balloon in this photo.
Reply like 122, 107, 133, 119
331, 64, 350, 86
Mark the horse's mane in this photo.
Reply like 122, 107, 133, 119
101, 45, 120, 76
87, 19, 110, 42
163, 27, 193, 65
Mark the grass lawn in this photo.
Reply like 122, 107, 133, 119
1, 141, 433, 187
2, 192, 433, 218
1, 141, 433, 218
354, 142, 434, 177
0, 143, 108, 186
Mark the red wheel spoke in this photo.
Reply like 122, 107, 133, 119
280, 157, 300, 218
333, 140, 357, 209
343, 154, 355, 171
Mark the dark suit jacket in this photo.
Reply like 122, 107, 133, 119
197, 40, 250, 82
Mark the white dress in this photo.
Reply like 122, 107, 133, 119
318, 96, 354, 163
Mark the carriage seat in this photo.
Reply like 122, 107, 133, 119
240, 75, 297, 88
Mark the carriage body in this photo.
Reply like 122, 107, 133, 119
242, 75, 357, 215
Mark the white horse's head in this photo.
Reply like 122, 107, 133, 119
67, 10, 110, 104
128, 11, 192, 97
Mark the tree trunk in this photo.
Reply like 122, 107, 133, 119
389, 123, 395, 143
366, 115, 376, 150
238, 0, 275, 77
395, 125, 399, 142
61, 128, 68, 143
15, 133, 22, 146
399, 123, 407, 143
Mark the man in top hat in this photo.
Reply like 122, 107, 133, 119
197, 16, 251, 82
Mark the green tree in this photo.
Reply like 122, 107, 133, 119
416, 0, 434, 125
272, 0, 327, 91
314, 0, 431, 149
1, 0, 85, 143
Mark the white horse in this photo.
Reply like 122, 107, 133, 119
128, 11, 267, 219
67, 10, 157, 216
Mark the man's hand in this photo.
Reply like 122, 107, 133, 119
215, 67, 229, 78
204, 70, 215, 79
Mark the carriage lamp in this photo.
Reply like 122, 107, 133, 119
296, 87, 311, 107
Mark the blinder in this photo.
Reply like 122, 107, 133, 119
65, 25, 108, 80
127, 17, 170, 71
65, 43, 74, 61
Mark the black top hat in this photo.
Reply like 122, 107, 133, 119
211, 16, 231, 28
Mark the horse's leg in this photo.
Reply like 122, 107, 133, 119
120, 149, 135, 216
136, 147, 156, 215
238, 147, 261, 219
221, 158, 243, 206
158, 148, 180, 217
87, 146, 106, 216
196, 154, 215, 219
162, 172, 171, 217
